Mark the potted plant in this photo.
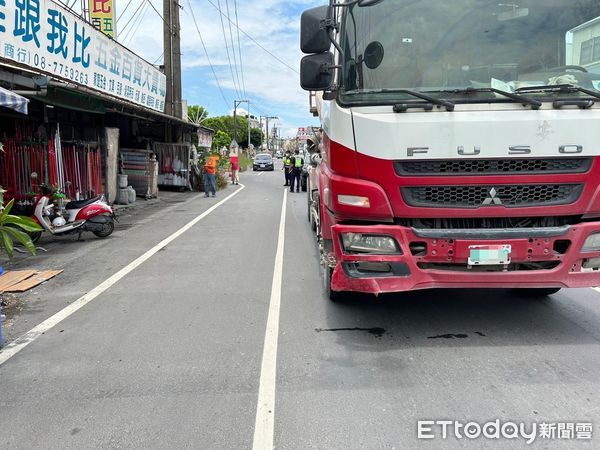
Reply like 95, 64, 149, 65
0, 187, 43, 259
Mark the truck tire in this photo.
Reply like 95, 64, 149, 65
324, 265, 343, 302
307, 188, 311, 223
517, 288, 561, 297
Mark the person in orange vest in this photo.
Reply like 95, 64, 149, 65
203, 155, 219, 197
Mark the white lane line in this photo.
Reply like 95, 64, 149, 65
252, 189, 288, 450
0, 185, 246, 367
257, 171, 264, 176
593, 287, 600, 294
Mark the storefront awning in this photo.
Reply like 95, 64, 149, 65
0, 87, 29, 114
0, 86, 28, 114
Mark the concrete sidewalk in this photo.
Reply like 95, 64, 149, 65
111, 189, 193, 216
0, 188, 206, 344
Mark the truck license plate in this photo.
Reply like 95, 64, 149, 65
468, 245, 511, 266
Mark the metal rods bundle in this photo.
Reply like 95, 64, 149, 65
0, 125, 104, 203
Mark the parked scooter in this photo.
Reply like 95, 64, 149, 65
27, 184, 115, 243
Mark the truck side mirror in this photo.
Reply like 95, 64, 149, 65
301, 52, 334, 91
358, 0, 384, 6
300, 6, 332, 54
310, 153, 321, 168
306, 137, 319, 154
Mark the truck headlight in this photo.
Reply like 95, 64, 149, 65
582, 233, 600, 252
338, 195, 370, 208
341, 233, 401, 254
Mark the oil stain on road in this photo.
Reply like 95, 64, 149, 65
315, 327, 387, 338
427, 332, 487, 339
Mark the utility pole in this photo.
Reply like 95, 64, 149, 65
233, 99, 249, 145
81, 0, 89, 21
172, 0, 183, 119
261, 116, 277, 153
247, 102, 251, 150
163, 0, 183, 119
163, 0, 173, 117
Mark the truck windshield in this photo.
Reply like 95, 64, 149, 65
340, 0, 600, 105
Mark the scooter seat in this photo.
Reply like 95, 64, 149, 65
65, 196, 102, 210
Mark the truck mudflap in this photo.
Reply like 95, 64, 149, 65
330, 222, 600, 294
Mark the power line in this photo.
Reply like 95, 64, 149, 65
122, 2, 148, 44
119, 1, 147, 38
185, 0, 231, 109
145, 0, 173, 33
205, 0, 299, 75
116, 0, 134, 23
225, 0, 243, 98
122, 1, 150, 45
153, 51, 164, 65
234, 0, 246, 97
216, 0, 242, 98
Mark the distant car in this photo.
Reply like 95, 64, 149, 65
253, 153, 274, 171
275, 150, 283, 159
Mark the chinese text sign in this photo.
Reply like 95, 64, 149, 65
0, 0, 166, 112
89, 0, 115, 39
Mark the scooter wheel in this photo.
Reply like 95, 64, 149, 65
93, 221, 114, 238
29, 231, 42, 244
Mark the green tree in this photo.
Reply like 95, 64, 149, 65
204, 115, 251, 148
249, 128, 263, 148
212, 130, 230, 152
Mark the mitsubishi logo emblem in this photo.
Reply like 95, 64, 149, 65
482, 188, 503, 205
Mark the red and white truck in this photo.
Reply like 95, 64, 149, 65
300, 0, 600, 300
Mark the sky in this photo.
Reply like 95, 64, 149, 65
78, 0, 323, 138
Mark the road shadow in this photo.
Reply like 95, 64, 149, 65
319, 287, 600, 350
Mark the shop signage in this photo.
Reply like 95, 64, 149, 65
297, 127, 309, 142
89, 0, 115, 39
0, 0, 166, 112
197, 129, 213, 148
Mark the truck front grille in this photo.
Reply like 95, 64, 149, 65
397, 216, 580, 229
396, 158, 592, 176
401, 184, 583, 208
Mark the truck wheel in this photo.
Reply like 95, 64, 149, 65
310, 192, 319, 234
517, 288, 561, 297
324, 265, 343, 302
307, 188, 311, 223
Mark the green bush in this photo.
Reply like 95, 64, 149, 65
239, 154, 252, 172
216, 172, 229, 190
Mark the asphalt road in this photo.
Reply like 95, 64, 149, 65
1, 162, 600, 449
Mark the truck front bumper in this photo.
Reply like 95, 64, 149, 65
330, 222, 600, 294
